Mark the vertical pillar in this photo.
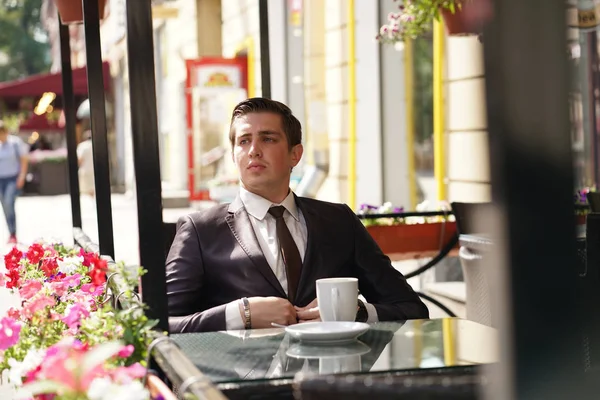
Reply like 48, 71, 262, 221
379, 0, 411, 209
347, 0, 356, 209
446, 35, 490, 202
82, 0, 115, 258
433, 20, 446, 201
125, 0, 168, 332
258, 0, 271, 99
355, 0, 383, 207
404, 38, 417, 209
482, 0, 585, 397
59, 18, 82, 229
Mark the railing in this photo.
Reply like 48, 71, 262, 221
356, 210, 453, 220
73, 227, 226, 400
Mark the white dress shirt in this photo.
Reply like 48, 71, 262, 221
225, 188, 378, 329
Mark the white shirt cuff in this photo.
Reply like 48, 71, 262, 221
364, 302, 379, 323
225, 300, 245, 331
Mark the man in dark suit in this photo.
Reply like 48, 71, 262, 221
166, 98, 428, 333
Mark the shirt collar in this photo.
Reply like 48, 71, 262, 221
239, 187, 299, 221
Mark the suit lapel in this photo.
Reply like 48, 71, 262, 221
295, 197, 321, 304
226, 196, 287, 298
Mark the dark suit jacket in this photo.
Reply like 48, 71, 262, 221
166, 195, 429, 333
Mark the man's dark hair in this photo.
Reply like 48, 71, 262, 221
229, 97, 302, 149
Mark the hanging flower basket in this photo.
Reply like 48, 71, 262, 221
376, 0, 486, 44
54, 0, 107, 24
440, 0, 481, 36
367, 221, 458, 257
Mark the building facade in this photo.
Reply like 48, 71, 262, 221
43, 0, 498, 209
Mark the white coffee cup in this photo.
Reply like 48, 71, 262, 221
316, 277, 358, 322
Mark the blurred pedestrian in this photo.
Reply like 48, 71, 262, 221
77, 130, 95, 197
0, 121, 29, 245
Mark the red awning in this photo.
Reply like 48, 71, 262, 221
0, 62, 110, 99
18, 113, 61, 132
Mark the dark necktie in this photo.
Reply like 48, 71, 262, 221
268, 206, 302, 302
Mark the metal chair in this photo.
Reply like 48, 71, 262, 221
581, 214, 600, 378
451, 202, 492, 236
587, 192, 600, 213
458, 235, 495, 327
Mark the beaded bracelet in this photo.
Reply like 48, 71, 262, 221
241, 297, 251, 329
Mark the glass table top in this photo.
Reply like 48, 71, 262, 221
170, 318, 498, 385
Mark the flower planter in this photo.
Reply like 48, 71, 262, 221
440, 0, 480, 36
0, 243, 157, 398
367, 222, 458, 258
54, 0, 107, 24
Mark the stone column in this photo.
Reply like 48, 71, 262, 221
446, 36, 490, 202
317, 0, 349, 203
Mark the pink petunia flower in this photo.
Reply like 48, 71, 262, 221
22, 295, 56, 319
19, 280, 43, 301
64, 291, 96, 310
110, 362, 146, 384
61, 303, 90, 329
6, 307, 20, 319
117, 344, 134, 358
48, 280, 69, 297
36, 339, 105, 392
80, 283, 104, 297
0, 317, 22, 350
62, 273, 83, 288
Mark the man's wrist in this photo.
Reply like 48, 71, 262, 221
240, 297, 252, 329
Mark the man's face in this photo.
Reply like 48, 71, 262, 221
232, 112, 303, 199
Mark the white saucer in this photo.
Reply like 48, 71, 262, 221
285, 321, 370, 344
286, 341, 371, 359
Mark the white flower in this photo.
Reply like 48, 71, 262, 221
87, 377, 113, 399
57, 256, 84, 275
87, 378, 149, 400
0, 380, 32, 400
6, 348, 45, 386
85, 311, 103, 329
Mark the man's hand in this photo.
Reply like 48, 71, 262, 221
16, 175, 25, 190
242, 297, 297, 328
295, 298, 321, 323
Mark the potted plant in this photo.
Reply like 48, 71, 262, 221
54, 0, 107, 24
376, 0, 481, 44
575, 186, 595, 225
0, 242, 176, 399
358, 202, 458, 259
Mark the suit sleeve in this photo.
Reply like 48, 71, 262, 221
166, 215, 227, 333
345, 205, 430, 321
